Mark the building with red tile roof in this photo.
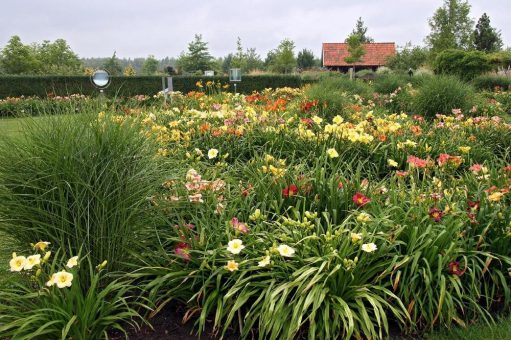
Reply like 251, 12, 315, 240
322, 42, 396, 71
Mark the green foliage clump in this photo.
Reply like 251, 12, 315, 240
305, 76, 371, 119
0, 249, 147, 339
373, 74, 408, 94
433, 49, 492, 80
413, 75, 475, 118
472, 75, 511, 91
0, 113, 162, 270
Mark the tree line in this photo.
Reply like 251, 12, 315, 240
0, 0, 508, 76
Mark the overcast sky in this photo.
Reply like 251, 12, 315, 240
1, 0, 509, 59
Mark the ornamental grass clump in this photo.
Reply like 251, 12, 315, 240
413, 75, 475, 119
0, 112, 163, 272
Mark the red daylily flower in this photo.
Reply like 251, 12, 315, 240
353, 192, 371, 207
429, 207, 443, 223
282, 184, 298, 198
175, 243, 191, 261
448, 261, 465, 276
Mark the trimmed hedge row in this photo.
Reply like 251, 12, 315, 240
0, 75, 311, 98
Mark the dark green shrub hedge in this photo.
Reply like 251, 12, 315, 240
472, 75, 511, 91
0, 75, 311, 99
433, 49, 492, 81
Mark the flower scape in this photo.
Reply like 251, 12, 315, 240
2, 82, 511, 339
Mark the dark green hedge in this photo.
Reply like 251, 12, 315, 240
0, 75, 311, 98
472, 75, 511, 91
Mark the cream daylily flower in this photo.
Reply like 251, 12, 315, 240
227, 239, 245, 255
277, 244, 295, 257
24, 254, 41, 270
66, 256, 79, 268
361, 243, 378, 253
258, 255, 271, 267
52, 271, 74, 288
208, 148, 219, 159
9, 253, 27, 272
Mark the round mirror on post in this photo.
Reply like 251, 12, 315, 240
91, 69, 111, 93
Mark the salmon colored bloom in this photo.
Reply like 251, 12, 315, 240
407, 155, 430, 168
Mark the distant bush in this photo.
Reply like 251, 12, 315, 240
0, 75, 310, 98
472, 75, 511, 91
433, 49, 492, 81
354, 69, 375, 79
376, 66, 392, 75
373, 74, 408, 94
413, 75, 475, 118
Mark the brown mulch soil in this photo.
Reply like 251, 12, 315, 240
114, 303, 241, 340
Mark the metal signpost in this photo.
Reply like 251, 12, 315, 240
161, 76, 173, 105
229, 68, 241, 94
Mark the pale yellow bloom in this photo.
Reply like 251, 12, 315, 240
258, 255, 271, 267
361, 243, 378, 253
24, 254, 41, 270
32, 241, 51, 251
43, 251, 52, 262
357, 212, 371, 223
227, 239, 245, 255
46, 273, 57, 287
351, 232, 363, 243
458, 146, 471, 154
387, 159, 398, 167
207, 148, 219, 159
66, 256, 79, 269
277, 244, 295, 257
326, 148, 339, 159
226, 260, 239, 272
488, 192, 504, 202
52, 271, 74, 288
9, 253, 27, 272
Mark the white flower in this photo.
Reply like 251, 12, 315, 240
9, 253, 27, 272
258, 256, 271, 267
208, 148, 219, 159
227, 239, 245, 255
24, 254, 41, 270
52, 271, 74, 288
361, 243, 378, 253
66, 256, 79, 268
277, 244, 295, 257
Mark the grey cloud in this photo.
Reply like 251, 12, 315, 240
0, 0, 509, 59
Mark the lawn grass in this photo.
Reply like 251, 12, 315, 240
426, 316, 511, 340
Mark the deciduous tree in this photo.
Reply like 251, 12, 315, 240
426, 0, 474, 54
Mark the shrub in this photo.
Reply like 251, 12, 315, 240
413, 75, 475, 118
472, 75, 511, 91
433, 49, 492, 81
0, 75, 310, 98
373, 74, 408, 94
0, 112, 162, 271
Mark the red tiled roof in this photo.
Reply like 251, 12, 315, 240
322, 42, 396, 67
